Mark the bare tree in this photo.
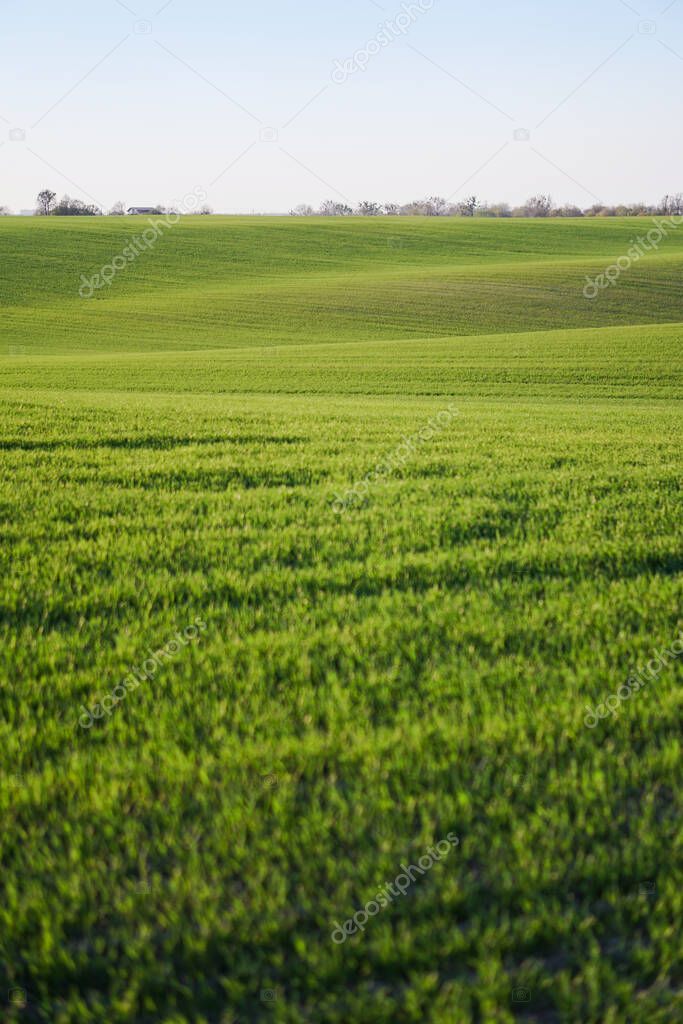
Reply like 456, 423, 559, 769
36, 189, 57, 216
198, 204, 213, 215
522, 194, 552, 217
383, 202, 399, 215
455, 195, 478, 217
355, 201, 383, 216
427, 195, 451, 216
290, 204, 315, 216
660, 193, 683, 216
319, 200, 352, 216
0, 205, 11, 216
108, 201, 126, 216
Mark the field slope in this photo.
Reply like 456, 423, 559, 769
1, 216, 682, 1024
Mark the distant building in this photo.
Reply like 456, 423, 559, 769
127, 207, 158, 215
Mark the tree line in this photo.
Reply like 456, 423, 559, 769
2, 190, 682, 219
290, 194, 683, 218
0, 191, 213, 217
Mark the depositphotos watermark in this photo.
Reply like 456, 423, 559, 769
331, 832, 459, 944
584, 629, 683, 728
331, 0, 434, 83
78, 617, 207, 728
583, 215, 683, 299
78, 187, 207, 297
331, 403, 458, 514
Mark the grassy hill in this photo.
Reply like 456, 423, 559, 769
1, 216, 682, 1024
3, 216, 683, 353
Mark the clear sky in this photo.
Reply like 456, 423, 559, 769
1, 0, 682, 212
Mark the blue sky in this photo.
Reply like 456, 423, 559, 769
1, 0, 682, 212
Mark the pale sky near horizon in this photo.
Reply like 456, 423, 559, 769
1, 0, 682, 213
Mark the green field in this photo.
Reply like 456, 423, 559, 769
1, 216, 682, 1024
